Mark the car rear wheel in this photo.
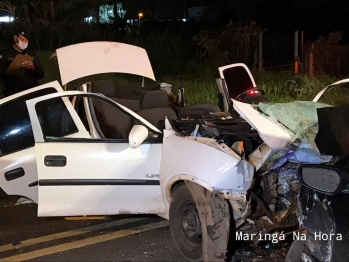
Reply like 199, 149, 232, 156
169, 183, 202, 261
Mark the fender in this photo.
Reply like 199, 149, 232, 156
166, 175, 214, 202
160, 129, 254, 213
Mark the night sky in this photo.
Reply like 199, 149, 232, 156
251, 0, 349, 39
128, 0, 349, 41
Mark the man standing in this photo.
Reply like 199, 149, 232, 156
0, 25, 44, 97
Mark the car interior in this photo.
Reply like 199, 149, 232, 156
74, 78, 262, 157
136, 89, 178, 129
81, 80, 178, 140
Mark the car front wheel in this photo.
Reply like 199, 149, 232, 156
169, 183, 202, 261
170, 182, 231, 261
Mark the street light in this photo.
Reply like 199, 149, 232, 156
138, 12, 143, 28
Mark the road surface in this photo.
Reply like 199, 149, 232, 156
0, 195, 288, 262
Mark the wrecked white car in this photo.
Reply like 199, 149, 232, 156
0, 41, 348, 262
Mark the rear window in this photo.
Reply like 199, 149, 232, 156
0, 88, 76, 157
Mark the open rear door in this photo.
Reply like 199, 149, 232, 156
0, 81, 64, 203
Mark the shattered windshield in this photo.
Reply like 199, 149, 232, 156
257, 101, 331, 149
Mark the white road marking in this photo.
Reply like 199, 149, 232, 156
0, 220, 169, 262
0, 217, 146, 252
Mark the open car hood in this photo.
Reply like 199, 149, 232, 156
56, 41, 156, 85
232, 99, 293, 150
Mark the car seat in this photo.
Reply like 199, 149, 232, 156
136, 90, 178, 129
177, 102, 221, 119
90, 80, 138, 139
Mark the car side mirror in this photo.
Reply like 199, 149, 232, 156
298, 164, 344, 195
129, 125, 148, 149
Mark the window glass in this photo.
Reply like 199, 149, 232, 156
90, 97, 136, 140
89, 96, 162, 143
35, 98, 78, 138
223, 66, 254, 99
0, 88, 57, 157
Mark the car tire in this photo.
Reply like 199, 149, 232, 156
169, 183, 202, 261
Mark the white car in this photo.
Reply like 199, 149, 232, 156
0, 41, 347, 262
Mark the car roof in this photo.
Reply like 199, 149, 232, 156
0, 81, 63, 105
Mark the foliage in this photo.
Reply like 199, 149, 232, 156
0, 0, 207, 78
193, 21, 265, 65
305, 31, 349, 76
315, 30, 344, 45
165, 71, 343, 106
2, 48, 344, 106
35, 50, 345, 107
134, 31, 198, 76
0, 0, 113, 48
312, 44, 349, 76
0, 1, 347, 105
254, 71, 336, 102
0, 0, 107, 28
0, 0, 17, 17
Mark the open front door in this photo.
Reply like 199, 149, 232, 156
217, 63, 257, 111
26, 92, 165, 217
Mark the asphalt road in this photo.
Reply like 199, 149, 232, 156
0, 195, 289, 262
0, 196, 185, 262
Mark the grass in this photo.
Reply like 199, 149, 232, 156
254, 71, 334, 102
1, 50, 348, 106
254, 70, 349, 106
158, 70, 348, 106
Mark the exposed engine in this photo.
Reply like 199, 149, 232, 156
170, 105, 303, 245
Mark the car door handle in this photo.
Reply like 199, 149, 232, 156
44, 155, 67, 167
4, 168, 25, 181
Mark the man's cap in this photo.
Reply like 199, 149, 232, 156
14, 25, 31, 41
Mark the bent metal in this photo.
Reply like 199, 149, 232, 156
1, 41, 349, 262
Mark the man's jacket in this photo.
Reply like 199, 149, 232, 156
0, 46, 44, 96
